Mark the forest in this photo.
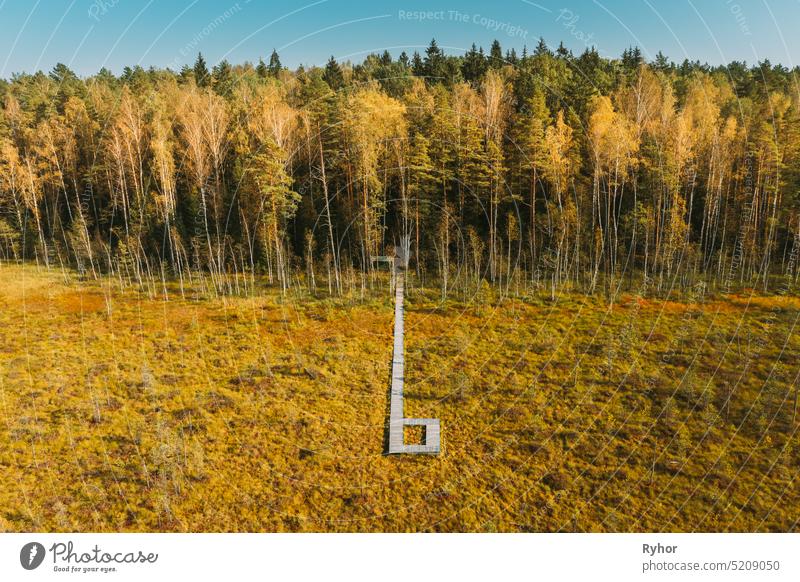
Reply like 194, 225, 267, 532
1, 39, 799, 299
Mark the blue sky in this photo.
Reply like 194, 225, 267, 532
1, 0, 799, 77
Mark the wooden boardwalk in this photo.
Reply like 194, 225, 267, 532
386, 259, 440, 455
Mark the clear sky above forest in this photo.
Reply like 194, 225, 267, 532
1, 0, 798, 77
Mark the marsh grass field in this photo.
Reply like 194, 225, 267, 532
0, 263, 798, 532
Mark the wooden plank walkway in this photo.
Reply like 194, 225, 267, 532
386, 258, 440, 455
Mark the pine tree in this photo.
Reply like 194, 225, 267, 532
424, 39, 446, 82
461, 44, 487, 83
489, 40, 503, 68
323, 56, 344, 90
256, 58, 268, 78
268, 49, 282, 77
212, 60, 233, 96
178, 64, 194, 84
193, 53, 209, 87
411, 51, 424, 76
507, 48, 518, 66
534, 37, 550, 56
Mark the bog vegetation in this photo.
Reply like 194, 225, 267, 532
0, 265, 798, 532
0, 40, 799, 532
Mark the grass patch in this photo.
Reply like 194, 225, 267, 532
0, 264, 798, 532
404, 424, 425, 446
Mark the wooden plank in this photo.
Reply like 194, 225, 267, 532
386, 262, 440, 455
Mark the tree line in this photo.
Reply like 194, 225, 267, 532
1, 40, 799, 298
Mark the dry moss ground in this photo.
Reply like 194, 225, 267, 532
0, 264, 798, 532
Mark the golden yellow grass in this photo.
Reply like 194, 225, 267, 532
0, 264, 797, 532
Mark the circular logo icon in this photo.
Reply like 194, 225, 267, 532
20, 542, 46, 570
